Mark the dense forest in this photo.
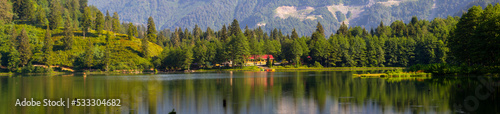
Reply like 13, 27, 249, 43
0, 0, 499, 73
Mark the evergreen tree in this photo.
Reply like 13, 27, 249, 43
0, 0, 13, 23
291, 38, 303, 66
182, 46, 193, 70
229, 32, 249, 67
220, 25, 228, 42
127, 23, 137, 40
112, 12, 120, 34
49, 0, 62, 30
147, 16, 157, 43
449, 5, 482, 66
95, 10, 104, 35
84, 38, 93, 69
63, 16, 74, 50
35, 6, 47, 26
104, 10, 111, 31
82, 7, 92, 38
229, 19, 241, 36
291, 28, 299, 40
205, 27, 214, 41
17, 28, 32, 67
336, 22, 348, 35
14, 0, 35, 21
43, 26, 53, 66
10, 27, 17, 47
104, 33, 111, 71
172, 28, 180, 47
193, 24, 202, 40
142, 35, 149, 58
79, 0, 87, 12
316, 22, 325, 36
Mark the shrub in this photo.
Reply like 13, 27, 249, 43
314, 61, 323, 68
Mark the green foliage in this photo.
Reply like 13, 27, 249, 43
314, 61, 323, 68
63, 16, 74, 50
95, 10, 104, 35
127, 23, 137, 40
147, 16, 157, 43
0, 0, 13, 24
42, 26, 53, 66
229, 32, 249, 67
112, 12, 120, 33
449, 4, 500, 66
17, 28, 31, 66
81, 7, 92, 38
48, 0, 62, 30
142, 36, 149, 58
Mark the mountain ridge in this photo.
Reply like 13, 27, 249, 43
89, 0, 499, 36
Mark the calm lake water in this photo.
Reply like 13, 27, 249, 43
0, 71, 499, 114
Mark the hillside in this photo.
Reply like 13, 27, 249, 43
0, 24, 163, 72
89, 0, 499, 36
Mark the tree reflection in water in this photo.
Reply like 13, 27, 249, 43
0, 71, 498, 113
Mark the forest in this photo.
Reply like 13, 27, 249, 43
0, 0, 499, 74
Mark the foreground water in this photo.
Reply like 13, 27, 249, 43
0, 71, 498, 114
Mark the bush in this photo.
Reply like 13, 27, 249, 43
20, 65, 51, 73
314, 61, 323, 68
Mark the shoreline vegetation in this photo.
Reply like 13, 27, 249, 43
0, 0, 499, 76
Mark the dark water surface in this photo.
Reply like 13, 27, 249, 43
1, 71, 499, 114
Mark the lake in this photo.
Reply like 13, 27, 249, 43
1, 71, 499, 114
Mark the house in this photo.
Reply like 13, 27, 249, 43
245, 55, 274, 66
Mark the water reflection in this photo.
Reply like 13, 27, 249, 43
0, 71, 498, 113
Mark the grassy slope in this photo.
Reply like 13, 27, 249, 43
15, 24, 162, 69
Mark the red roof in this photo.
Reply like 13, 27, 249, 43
248, 55, 274, 60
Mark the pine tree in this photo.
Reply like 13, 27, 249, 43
35, 6, 47, 26
291, 28, 299, 39
104, 10, 111, 31
147, 16, 157, 43
82, 7, 92, 38
316, 22, 324, 36
220, 24, 228, 42
127, 23, 137, 40
205, 27, 214, 41
43, 26, 53, 66
17, 28, 32, 67
291, 39, 303, 66
336, 22, 348, 35
95, 10, 104, 35
49, 0, 62, 30
84, 38, 94, 69
229, 19, 241, 36
104, 33, 111, 71
142, 35, 149, 58
172, 28, 180, 47
229, 32, 249, 68
10, 27, 17, 47
112, 12, 120, 34
193, 24, 202, 40
0, 0, 13, 23
79, 0, 87, 12
14, 0, 35, 21
63, 16, 74, 50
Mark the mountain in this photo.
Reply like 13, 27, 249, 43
88, 0, 499, 36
